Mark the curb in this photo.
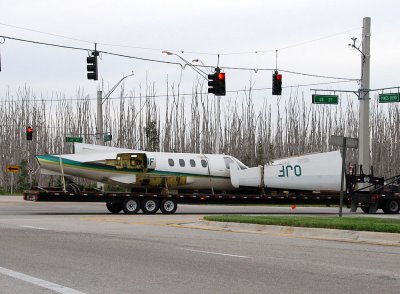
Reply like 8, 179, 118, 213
176, 220, 400, 246
0, 196, 24, 202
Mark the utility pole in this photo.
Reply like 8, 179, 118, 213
358, 17, 371, 175
97, 90, 104, 146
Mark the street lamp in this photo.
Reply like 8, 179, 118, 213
162, 51, 208, 79
163, 52, 223, 154
192, 59, 213, 74
97, 72, 135, 146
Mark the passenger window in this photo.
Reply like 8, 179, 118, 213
201, 159, 208, 168
190, 159, 196, 167
168, 159, 174, 167
179, 159, 185, 167
223, 157, 234, 169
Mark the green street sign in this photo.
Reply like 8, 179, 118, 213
66, 137, 83, 143
379, 93, 400, 103
312, 94, 339, 104
104, 134, 112, 142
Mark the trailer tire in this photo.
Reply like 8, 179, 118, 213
106, 202, 123, 214
382, 200, 400, 214
122, 198, 140, 214
361, 206, 370, 214
160, 198, 177, 214
141, 198, 159, 214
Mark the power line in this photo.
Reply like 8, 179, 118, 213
0, 80, 356, 103
0, 22, 94, 44
0, 35, 183, 66
0, 22, 360, 56
0, 34, 359, 81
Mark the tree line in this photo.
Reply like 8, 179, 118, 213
0, 83, 399, 192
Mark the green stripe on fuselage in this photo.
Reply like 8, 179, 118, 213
36, 155, 229, 179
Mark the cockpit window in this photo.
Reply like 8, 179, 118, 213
223, 157, 235, 169
233, 158, 248, 170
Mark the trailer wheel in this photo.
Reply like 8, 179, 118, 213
382, 200, 400, 214
106, 202, 123, 214
141, 198, 159, 214
122, 198, 140, 214
160, 198, 177, 214
361, 206, 370, 214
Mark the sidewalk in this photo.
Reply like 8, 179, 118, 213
176, 220, 400, 246
0, 196, 24, 202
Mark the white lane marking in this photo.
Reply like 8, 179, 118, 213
0, 266, 85, 294
178, 248, 249, 259
20, 225, 49, 231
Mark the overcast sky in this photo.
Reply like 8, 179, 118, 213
0, 0, 399, 103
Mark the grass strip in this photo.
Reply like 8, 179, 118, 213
203, 215, 400, 233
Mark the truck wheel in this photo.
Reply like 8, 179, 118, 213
141, 198, 159, 214
383, 200, 400, 214
160, 199, 177, 214
106, 202, 122, 214
122, 198, 140, 214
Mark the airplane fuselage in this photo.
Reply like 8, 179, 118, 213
36, 145, 247, 191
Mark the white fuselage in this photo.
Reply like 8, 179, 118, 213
36, 144, 247, 190
37, 143, 342, 192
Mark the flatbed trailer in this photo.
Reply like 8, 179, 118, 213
23, 186, 343, 214
23, 170, 400, 214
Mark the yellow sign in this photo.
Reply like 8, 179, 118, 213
6, 165, 20, 173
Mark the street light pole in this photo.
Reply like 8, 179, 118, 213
97, 72, 134, 146
97, 90, 103, 145
162, 51, 208, 79
192, 58, 220, 153
163, 52, 224, 153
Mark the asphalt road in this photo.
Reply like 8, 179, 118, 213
0, 197, 399, 293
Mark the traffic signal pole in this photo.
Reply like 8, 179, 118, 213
311, 17, 372, 178
358, 17, 371, 175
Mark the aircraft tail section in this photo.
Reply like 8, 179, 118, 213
230, 151, 342, 192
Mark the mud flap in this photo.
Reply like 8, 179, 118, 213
350, 201, 358, 212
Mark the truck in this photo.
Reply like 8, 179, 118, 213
23, 171, 400, 215
23, 143, 400, 214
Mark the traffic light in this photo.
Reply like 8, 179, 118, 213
87, 51, 99, 80
272, 71, 282, 95
208, 69, 226, 96
26, 126, 33, 141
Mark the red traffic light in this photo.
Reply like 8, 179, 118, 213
272, 72, 282, 96
26, 126, 33, 140
208, 68, 226, 96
